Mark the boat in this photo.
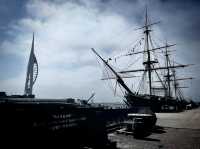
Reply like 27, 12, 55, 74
91, 8, 193, 137
91, 47, 157, 138
92, 8, 193, 113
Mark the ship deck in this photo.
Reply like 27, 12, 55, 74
109, 108, 200, 149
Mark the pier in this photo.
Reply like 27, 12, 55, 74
109, 107, 200, 149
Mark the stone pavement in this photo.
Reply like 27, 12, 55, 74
109, 108, 200, 149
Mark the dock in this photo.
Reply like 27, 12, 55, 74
109, 108, 200, 149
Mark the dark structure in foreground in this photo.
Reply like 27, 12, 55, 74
0, 92, 130, 148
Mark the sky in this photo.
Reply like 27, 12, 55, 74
0, 0, 200, 102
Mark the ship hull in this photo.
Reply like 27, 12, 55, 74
125, 93, 162, 113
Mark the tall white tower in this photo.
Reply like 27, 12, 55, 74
24, 33, 38, 96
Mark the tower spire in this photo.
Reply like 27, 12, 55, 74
145, 5, 148, 27
24, 33, 38, 97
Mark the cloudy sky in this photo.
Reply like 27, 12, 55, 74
0, 0, 199, 102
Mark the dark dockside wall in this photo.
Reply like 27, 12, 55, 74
0, 101, 128, 148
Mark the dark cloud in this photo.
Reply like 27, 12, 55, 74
0, 0, 27, 41
0, 0, 199, 101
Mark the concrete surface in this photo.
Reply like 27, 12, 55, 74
109, 108, 200, 149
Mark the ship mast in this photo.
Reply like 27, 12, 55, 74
144, 8, 153, 95
171, 66, 192, 99
165, 43, 172, 97
24, 33, 38, 97
172, 67, 177, 98
118, 8, 192, 97
96, 8, 193, 101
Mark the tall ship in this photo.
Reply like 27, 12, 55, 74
92, 8, 192, 113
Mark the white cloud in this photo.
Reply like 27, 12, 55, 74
0, 0, 140, 102
1, 0, 199, 102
